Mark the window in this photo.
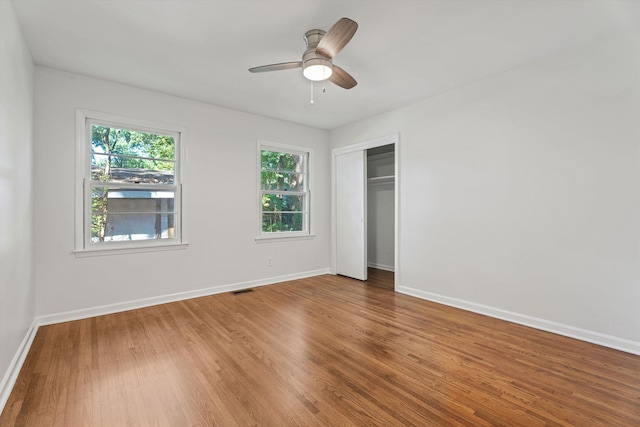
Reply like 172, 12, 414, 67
258, 141, 311, 239
76, 111, 186, 253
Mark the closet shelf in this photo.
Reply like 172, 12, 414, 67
367, 175, 395, 185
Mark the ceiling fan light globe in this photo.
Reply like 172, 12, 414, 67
304, 64, 333, 81
303, 58, 333, 81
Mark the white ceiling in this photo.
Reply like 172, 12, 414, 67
12, 0, 640, 130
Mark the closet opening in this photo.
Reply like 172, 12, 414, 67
332, 134, 398, 291
365, 144, 395, 290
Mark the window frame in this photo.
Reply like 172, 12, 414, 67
256, 140, 314, 241
75, 110, 188, 256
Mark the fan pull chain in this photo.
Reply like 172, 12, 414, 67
310, 81, 314, 105
322, 67, 327, 93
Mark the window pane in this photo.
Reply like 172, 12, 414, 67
261, 212, 305, 232
261, 193, 304, 212
91, 186, 176, 242
260, 171, 304, 191
91, 125, 174, 161
261, 150, 305, 173
91, 213, 176, 242
92, 153, 175, 184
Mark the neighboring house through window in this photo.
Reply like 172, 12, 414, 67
75, 110, 186, 254
258, 141, 312, 239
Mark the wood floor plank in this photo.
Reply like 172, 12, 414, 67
2, 273, 639, 426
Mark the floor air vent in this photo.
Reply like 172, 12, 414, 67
232, 289, 254, 295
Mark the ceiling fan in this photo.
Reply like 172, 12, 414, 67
249, 17, 358, 89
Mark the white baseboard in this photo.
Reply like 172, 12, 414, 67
36, 268, 331, 326
397, 285, 640, 356
367, 262, 395, 272
0, 321, 39, 413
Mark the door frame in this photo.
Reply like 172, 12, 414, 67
331, 133, 400, 289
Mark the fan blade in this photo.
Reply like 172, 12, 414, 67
249, 62, 302, 73
316, 18, 358, 59
329, 65, 357, 89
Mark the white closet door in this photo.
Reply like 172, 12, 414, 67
336, 150, 367, 281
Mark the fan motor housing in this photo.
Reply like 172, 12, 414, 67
303, 29, 325, 48
302, 29, 333, 80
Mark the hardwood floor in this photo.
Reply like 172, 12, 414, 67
366, 267, 394, 290
2, 274, 639, 426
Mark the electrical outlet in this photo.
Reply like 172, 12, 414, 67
267, 257, 273, 267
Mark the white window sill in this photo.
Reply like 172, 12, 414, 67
74, 242, 189, 257
255, 234, 315, 243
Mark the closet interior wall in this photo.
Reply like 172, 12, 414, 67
367, 145, 395, 272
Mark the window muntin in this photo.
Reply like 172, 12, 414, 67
82, 118, 182, 248
259, 145, 310, 236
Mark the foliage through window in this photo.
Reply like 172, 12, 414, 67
259, 144, 310, 236
78, 113, 183, 250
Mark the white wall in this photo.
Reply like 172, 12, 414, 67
34, 67, 331, 318
331, 31, 640, 352
0, 0, 35, 407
